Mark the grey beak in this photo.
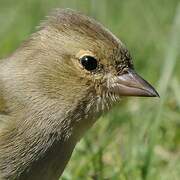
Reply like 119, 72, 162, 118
110, 69, 159, 97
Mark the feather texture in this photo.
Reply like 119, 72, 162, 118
0, 9, 135, 180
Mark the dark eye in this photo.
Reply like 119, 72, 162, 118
80, 55, 98, 71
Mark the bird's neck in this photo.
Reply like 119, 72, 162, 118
0, 92, 99, 180
17, 134, 77, 180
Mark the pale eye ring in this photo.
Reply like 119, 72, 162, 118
80, 55, 98, 71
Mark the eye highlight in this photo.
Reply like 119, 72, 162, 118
80, 55, 98, 71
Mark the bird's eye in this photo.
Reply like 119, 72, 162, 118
80, 55, 98, 71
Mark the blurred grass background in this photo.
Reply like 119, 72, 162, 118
0, 0, 180, 179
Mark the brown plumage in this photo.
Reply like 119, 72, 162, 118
0, 9, 159, 180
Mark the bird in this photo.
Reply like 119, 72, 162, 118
0, 9, 159, 180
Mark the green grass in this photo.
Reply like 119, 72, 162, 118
0, 0, 179, 179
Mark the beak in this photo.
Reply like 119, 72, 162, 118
110, 69, 159, 97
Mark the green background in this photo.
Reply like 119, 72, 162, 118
0, 0, 179, 179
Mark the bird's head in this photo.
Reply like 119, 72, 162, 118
17, 9, 159, 117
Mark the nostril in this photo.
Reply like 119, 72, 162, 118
122, 67, 129, 73
117, 66, 129, 76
